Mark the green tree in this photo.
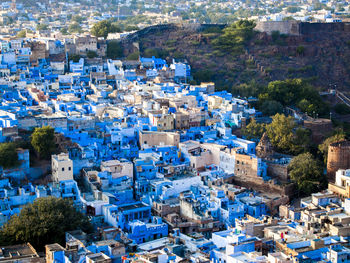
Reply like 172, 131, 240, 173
31, 126, 56, 159
318, 132, 346, 164
127, 51, 140, 60
242, 118, 266, 140
0, 143, 19, 169
266, 113, 296, 153
60, 27, 68, 35
16, 30, 26, 38
0, 197, 92, 250
288, 152, 325, 195
107, 41, 124, 59
212, 19, 256, 55
91, 20, 121, 39
68, 22, 82, 33
69, 54, 81, 62
260, 100, 283, 116
72, 15, 85, 23
292, 127, 312, 155
259, 79, 328, 117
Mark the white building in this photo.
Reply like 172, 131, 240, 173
52, 153, 74, 182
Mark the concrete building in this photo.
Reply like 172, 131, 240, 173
52, 153, 74, 182
329, 169, 350, 199
139, 131, 180, 148
101, 159, 133, 180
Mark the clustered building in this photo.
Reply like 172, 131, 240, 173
0, 30, 350, 263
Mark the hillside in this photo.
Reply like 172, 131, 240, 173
120, 22, 350, 94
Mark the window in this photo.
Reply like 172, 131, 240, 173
62, 167, 65, 171
69, 167, 71, 171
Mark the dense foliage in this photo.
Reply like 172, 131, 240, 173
242, 119, 266, 140
0, 197, 92, 250
212, 20, 256, 55
0, 142, 20, 169
91, 20, 121, 39
288, 152, 325, 195
107, 41, 124, 59
31, 126, 56, 159
243, 113, 312, 155
258, 79, 328, 116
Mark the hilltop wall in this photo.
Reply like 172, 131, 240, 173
255, 21, 301, 35
255, 21, 350, 36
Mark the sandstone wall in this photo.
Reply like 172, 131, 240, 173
327, 141, 350, 181
255, 21, 300, 35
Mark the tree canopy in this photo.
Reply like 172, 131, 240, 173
0, 142, 20, 169
68, 22, 82, 33
91, 20, 121, 39
107, 41, 124, 59
260, 100, 283, 116
242, 118, 266, 140
243, 113, 312, 155
288, 152, 325, 196
212, 20, 256, 55
0, 197, 92, 250
258, 79, 328, 117
31, 126, 56, 159
266, 113, 296, 153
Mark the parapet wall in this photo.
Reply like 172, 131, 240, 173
255, 21, 301, 35
299, 22, 350, 34
255, 21, 350, 36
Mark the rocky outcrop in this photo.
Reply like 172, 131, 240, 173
120, 22, 350, 90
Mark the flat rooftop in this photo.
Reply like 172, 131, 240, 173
118, 202, 148, 212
